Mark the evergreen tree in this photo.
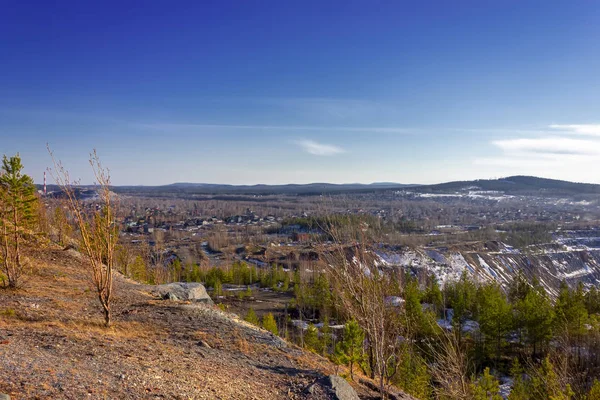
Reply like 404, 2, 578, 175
214, 278, 223, 297
446, 272, 477, 339
554, 281, 588, 338
585, 286, 600, 315
335, 319, 365, 380
262, 313, 278, 335
403, 278, 439, 339
508, 271, 532, 303
0, 154, 38, 288
471, 367, 503, 400
282, 273, 290, 291
304, 323, 320, 352
423, 275, 444, 315
508, 358, 529, 400
515, 287, 554, 356
320, 316, 332, 356
245, 307, 259, 325
394, 344, 432, 399
530, 357, 574, 400
477, 283, 512, 363
130, 255, 148, 282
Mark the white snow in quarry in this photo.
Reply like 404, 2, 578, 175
374, 235, 600, 295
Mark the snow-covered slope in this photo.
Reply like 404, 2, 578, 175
376, 241, 600, 296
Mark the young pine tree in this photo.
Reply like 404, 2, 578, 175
335, 319, 365, 381
304, 323, 320, 352
394, 344, 432, 400
320, 316, 332, 356
471, 367, 503, 400
508, 358, 529, 400
530, 357, 574, 400
262, 313, 278, 335
0, 154, 38, 288
477, 283, 512, 364
245, 307, 259, 325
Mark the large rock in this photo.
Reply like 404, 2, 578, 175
306, 375, 359, 400
154, 282, 213, 304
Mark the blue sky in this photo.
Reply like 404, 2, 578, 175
1, 1, 600, 185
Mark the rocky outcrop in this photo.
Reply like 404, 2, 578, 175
306, 375, 360, 400
153, 282, 213, 304
359, 378, 417, 400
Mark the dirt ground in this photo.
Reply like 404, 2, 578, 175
0, 246, 386, 400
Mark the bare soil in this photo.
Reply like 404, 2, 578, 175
0, 246, 383, 399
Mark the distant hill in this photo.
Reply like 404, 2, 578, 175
413, 176, 600, 196
113, 182, 417, 195
39, 176, 600, 197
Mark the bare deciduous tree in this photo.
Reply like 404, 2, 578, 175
49, 147, 118, 327
429, 330, 472, 399
324, 221, 404, 398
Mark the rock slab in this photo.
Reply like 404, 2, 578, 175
154, 282, 213, 304
306, 375, 359, 400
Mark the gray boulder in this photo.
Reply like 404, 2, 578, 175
306, 375, 359, 400
0, 394, 11, 400
154, 282, 213, 304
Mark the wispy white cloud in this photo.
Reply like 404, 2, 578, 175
549, 124, 600, 136
476, 123, 600, 180
492, 137, 600, 156
294, 139, 345, 156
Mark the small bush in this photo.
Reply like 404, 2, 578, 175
0, 308, 17, 318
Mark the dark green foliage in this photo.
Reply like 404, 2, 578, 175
403, 278, 440, 339
304, 323, 319, 352
554, 281, 588, 337
335, 319, 364, 380
529, 357, 574, 400
476, 283, 512, 362
585, 286, 600, 315
0, 154, 39, 288
508, 358, 528, 400
445, 272, 477, 336
393, 344, 432, 399
422, 275, 444, 315
319, 316, 332, 356
262, 312, 278, 335
514, 285, 554, 356
245, 307, 259, 325
471, 367, 502, 400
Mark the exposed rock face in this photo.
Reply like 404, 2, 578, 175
0, 394, 10, 400
306, 375, 360, 400
153, 282, 213, 304
376, 239, 600, 296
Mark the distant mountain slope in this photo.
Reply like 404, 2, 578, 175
414, 176, 600, 196
39, 176, 600, 196
114, 182, 417, 195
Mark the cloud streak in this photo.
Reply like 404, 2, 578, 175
549, 124, 600, 136
294, 139, 345, 156
492, 137, 600, 156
